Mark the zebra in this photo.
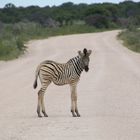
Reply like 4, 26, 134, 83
33, 48, 92, 117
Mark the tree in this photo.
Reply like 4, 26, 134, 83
4, 3, 16, 9
85, 14, 109, 28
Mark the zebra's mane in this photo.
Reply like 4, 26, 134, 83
67, 56, 83, 76
67, 56, 80, 64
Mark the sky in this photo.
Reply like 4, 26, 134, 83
0, 0, 139, 8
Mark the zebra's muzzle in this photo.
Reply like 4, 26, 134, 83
84, 66, 89, 72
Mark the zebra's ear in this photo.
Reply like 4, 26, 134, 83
83, 48, 87, 55
88, 50, 92, 56
78, 51, 84, 57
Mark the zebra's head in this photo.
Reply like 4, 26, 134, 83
78, 48, 92, 72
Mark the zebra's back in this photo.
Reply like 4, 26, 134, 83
38, 60, 79, 86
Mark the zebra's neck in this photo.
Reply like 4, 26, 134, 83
68, 56, 84, 76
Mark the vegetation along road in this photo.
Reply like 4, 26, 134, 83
0, 30, 140, 140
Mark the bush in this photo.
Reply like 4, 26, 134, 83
0, 39, 20, 60
118, 29, 140, 52
0, 22, 29, 60
85, 14, 110, 28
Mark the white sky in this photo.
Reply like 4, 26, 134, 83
0, 0, 139, 8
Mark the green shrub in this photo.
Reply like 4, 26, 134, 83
0, 40, 20, 60
118, 29, 140, 52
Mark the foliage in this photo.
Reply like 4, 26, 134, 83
118, 28, 140, 52
0, 22, 40, 60
0, 22, 108, 60
0, 1, 140, 60
85, 14, 110, 28
0, 1, 139, 28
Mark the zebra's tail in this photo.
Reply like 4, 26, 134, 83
33, 77, 38, 89
33, 65, 40, 89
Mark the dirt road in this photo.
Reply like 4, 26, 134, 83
0, 30, 140, 140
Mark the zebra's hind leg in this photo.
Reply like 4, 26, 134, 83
37, 89, 43, 117
41, 92, 48, 117
37, 82, 51, 117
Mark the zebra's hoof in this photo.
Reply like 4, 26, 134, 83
77, 114, 81, 117
42, 111, 48, 117
38, 114, 42, 118
72, 114, 77, 117
44, 114, 48, 117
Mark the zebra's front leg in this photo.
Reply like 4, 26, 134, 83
70, 83, 80, 117
75, 95, 81, 117
71, 96, 77, 117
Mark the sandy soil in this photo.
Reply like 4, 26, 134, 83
0, 30, 140, 140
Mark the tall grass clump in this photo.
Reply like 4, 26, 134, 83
45, 25, 98, 36
0, 22, 43, 60
0, 25, 25, 60
118, 28, 140, 52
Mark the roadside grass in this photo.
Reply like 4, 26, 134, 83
0, 22, 117, 60
118, 29, 140, 52
45, 25, 107, 37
